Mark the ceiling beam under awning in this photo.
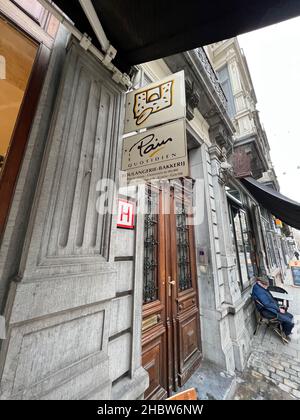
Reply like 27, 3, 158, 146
78, 0, 110, 53
36, 0, 131, 87
241, 177, 300, 230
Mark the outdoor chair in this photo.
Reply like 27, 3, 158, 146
253, 298, 288, 344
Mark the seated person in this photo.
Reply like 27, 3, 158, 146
252, 277, 294, 337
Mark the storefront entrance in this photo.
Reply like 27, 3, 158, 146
142, 180, 202, 399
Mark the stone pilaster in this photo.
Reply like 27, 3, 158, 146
208, 144, 251, 372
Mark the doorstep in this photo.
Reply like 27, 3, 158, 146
174, 360, 236, 400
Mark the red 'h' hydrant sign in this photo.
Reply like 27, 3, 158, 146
117, 199, 135, 229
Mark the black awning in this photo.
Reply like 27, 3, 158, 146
241, 177, 300, 230
53, 1, 300, 72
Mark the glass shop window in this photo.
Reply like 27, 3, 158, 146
266, 224, 277, 268
225, 184, 242, 202
228, 202, 256, 290
261, 211, 279, 269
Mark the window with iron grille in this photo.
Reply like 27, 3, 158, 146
143, 186, 159, 304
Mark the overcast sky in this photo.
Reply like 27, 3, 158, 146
238, 16, 300, 204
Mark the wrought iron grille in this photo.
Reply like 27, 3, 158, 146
143, 188, 159, 303
176, 203, 192, 291
196, 47, 227, 109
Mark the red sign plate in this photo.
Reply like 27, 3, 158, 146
117, 199, 135, 229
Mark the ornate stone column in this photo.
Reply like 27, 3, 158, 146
208, 143, 254, 372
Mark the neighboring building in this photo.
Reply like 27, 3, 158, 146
206, 39, 272, 180
206, 38, 295, 285
0, 1, 297, 401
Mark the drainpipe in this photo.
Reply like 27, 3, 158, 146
37, 0, 131, 88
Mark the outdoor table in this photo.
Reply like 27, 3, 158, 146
269, 291, 293, 302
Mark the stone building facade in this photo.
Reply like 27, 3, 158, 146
206, 38, 295, 285
0, 0, 147, 399
0, 0, 295, 400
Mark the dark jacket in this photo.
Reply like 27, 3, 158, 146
251, 283, 279, 315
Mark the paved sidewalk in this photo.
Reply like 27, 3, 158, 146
234, 274, 300, 400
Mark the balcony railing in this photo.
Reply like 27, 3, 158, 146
196, 47, 227, 109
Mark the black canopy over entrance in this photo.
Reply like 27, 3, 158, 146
54, 0, 300, 72
241, 177, 300, 230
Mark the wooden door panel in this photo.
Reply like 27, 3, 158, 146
177, 307, 202, 386
142, 186, 169, 399
142, 181, 202, 398
177, 290, 197, 312
142, 325, 168, 400
178, 306, 199, 356
182, 316, 198, 362
171, 181, 202, 388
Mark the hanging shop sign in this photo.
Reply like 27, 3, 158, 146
117, 199, 135, 229
124, 71, 186, 134
121, 119, 188, 183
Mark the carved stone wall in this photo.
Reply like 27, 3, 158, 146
0, 40, 148, 400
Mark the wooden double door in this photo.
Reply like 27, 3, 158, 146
142, 181, 202, 400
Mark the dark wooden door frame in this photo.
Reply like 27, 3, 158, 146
142, 182, 202, 399
168, 186, 202, 389
0, 24, 51, 241
142, 187, 168, 400
164, 186, 176, 395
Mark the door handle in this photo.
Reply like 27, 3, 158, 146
168, 277, 176, 297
